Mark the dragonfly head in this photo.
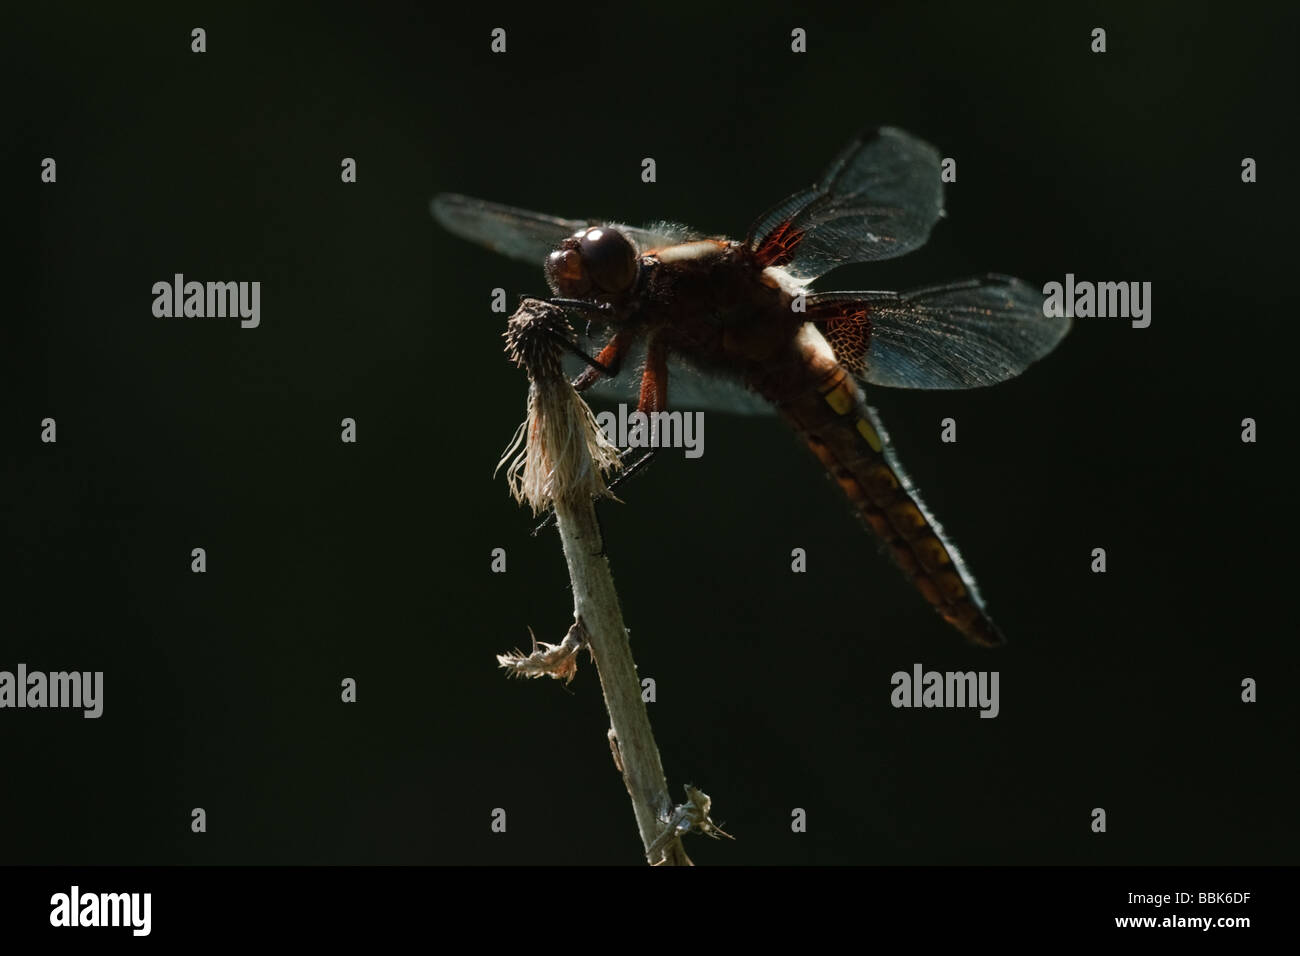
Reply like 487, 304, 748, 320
545, 225, 638, 300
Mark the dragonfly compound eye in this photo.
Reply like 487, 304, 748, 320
577, 227, 637, 294
545, 247, 592, 297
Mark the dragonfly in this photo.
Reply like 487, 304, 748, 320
433, 127, 1070, 647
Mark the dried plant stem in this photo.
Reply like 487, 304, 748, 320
498, 298, 693, 866
551, 489, 692, 866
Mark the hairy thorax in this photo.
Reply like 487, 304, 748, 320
630, 240, 802, 372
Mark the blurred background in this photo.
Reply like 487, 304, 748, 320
4, 1, 1297, 864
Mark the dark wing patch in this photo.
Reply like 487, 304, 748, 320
751, 219, 807, 268
813, 301, 872, 379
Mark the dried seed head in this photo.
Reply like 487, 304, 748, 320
502, 297, 571, 381
497, 299, 622, 513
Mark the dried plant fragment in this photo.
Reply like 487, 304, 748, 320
647, 785, 734, 863
496, 621, 588, 683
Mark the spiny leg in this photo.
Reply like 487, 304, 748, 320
572, 333, 628, 391
633, 335, 669, 459
531, 443, 659, 536
636, 335, 668, 414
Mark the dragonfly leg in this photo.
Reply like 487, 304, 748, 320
612, 446, 657, 487
636, 336, 668, 413
545, 297, 616, 322
530, 446, 657, 536
634, 336, 671, 448
572, 333, 628, 391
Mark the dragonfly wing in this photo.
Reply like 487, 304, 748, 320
433, 193, 699, 267
659, 355, 775, 415
563, 338, 775, 416
747, 127, 946, 283
808, 274, 1070, 389
432, 194, 584, 266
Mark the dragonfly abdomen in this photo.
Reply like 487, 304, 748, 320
756, 328, 1005, 647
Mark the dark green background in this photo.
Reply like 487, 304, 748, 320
5, 1, 1297, 864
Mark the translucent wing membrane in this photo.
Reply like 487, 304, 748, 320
808, 275, 1070, 390
432, 193, 696, 266
562, 339, 775, 416
654, 357, 775, 415
746, 127, 945, 283
432, 194, 582, 266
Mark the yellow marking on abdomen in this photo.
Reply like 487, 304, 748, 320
856, 417, 883, 452
781, 383, 1005, 646
812, 370, 883, 455
821, 380, 855, 415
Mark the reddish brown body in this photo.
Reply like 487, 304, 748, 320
610, 241, 1003, 646
626, 242, 799, 371
753, 336, 1003, 647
